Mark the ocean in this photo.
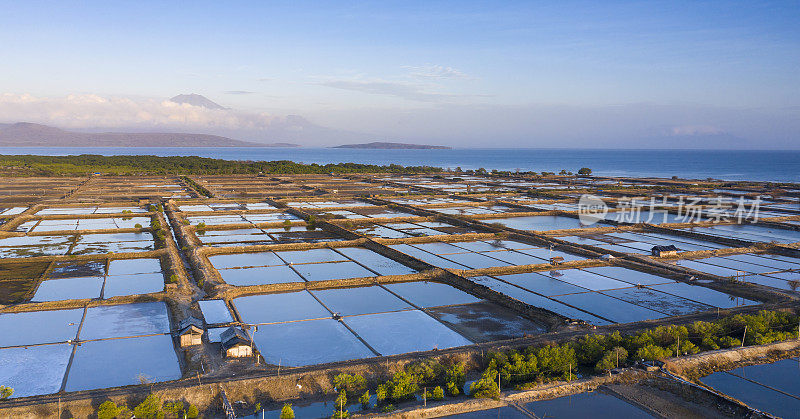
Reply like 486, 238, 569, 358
1, 147, 798, 183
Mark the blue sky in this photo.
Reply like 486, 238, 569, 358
0, 1, 798, 147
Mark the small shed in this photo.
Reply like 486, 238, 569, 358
178, 317, 204, 347
549, 256, 565, 265
651, 245, 679, 257
220, 327, 253, 358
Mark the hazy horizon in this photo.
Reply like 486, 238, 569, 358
1, 1, 798, 149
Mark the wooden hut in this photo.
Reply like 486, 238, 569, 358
178, 316, 204, 347
220, 327, 253, 358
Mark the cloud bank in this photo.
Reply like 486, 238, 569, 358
0, 93, 278, 130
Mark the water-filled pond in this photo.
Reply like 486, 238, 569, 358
64, 334, 181, 392
79, 302, 171, 340
341, 310, 473, 355
700, 358, 800, 418
0, 308, 84, 347
310, 286, 412, 316
0, 343, 72, 398
523, 391, 655, 418
253, 319, 375, 366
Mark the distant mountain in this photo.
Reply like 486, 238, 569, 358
169, 94, 227, 110
0, 122, 299, 147
334, 141, 451, 150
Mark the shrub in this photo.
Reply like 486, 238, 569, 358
280, 403, 295, 419
134, 223, 143, 229
578, 167, 592, 175
0, 386, 12, 399
381, 404, 395, 413
359, 390, 370, 410
333, 373, 366, 395
162, 401, 184, 416
97, 400, 123, 419
444, 362, 465, 396
470, 373, 500, 399
185, 404, 199, 418
133, 394, 162, 419
427, 386, 444, 400
635, 345, 671, 361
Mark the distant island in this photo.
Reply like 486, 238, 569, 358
0, 122, 299, 147
334, 141, 451, 150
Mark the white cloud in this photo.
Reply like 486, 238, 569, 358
405, 64, 470, 80
0, 93, 278, 130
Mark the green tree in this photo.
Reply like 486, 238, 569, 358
635, 344, 671, 361
280, 403, 295, 419
470, 374, 500, 399
444, 362, 466, 396
578, 167, 592, 175
97, 400, 123, 419
359, 390, 370, 410
333, 373, 366, 395
163, 401, 184, 417
0, 386, 12, 399
331, 391, 349, 419
185, 404, 199, 419
428, 386, 444, 400
133, 394, 162, 419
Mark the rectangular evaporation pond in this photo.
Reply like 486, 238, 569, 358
79, 302, 171, 340
103, 273, 164, 298
292, 261, 375, 281
438, 252, 511, 269
469, 276, 611, 325
383, 281, 481, 308
209, 252, 283, 269
481, 250, 547, 266
218, 265, 304, 286
672, 259, 739, 277
727, 358, 800, 396
32, 276, 104, 302
342, 310, 472, 356
233, 292, 330, 324
253, 319, 375, 367
552, 292, 665, 323
334, 247, 417, 276
0, 344, 73, 398
496, 272, 588, 296
387, 244, 470, 270
75, 232, 150, 244
601, 287, 712, 316
311, 286, 412, 316
65, 334, 181, 392
537, 270, 631, 291
648, 283, 756, 308
357, 225, 410, 239
581, 267, 675, 286
275, 248, 348, 264
409, 241, 469, 255
700, 371, 800, 419
697, 257, 780, 274
107, 258, 161, 276
0, 308, 84, 347
491, 215, 585, 231
199, 299, 234, 324
516, 248, 585, 262
525, 391, 655, 419
723, 254, 800, 271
